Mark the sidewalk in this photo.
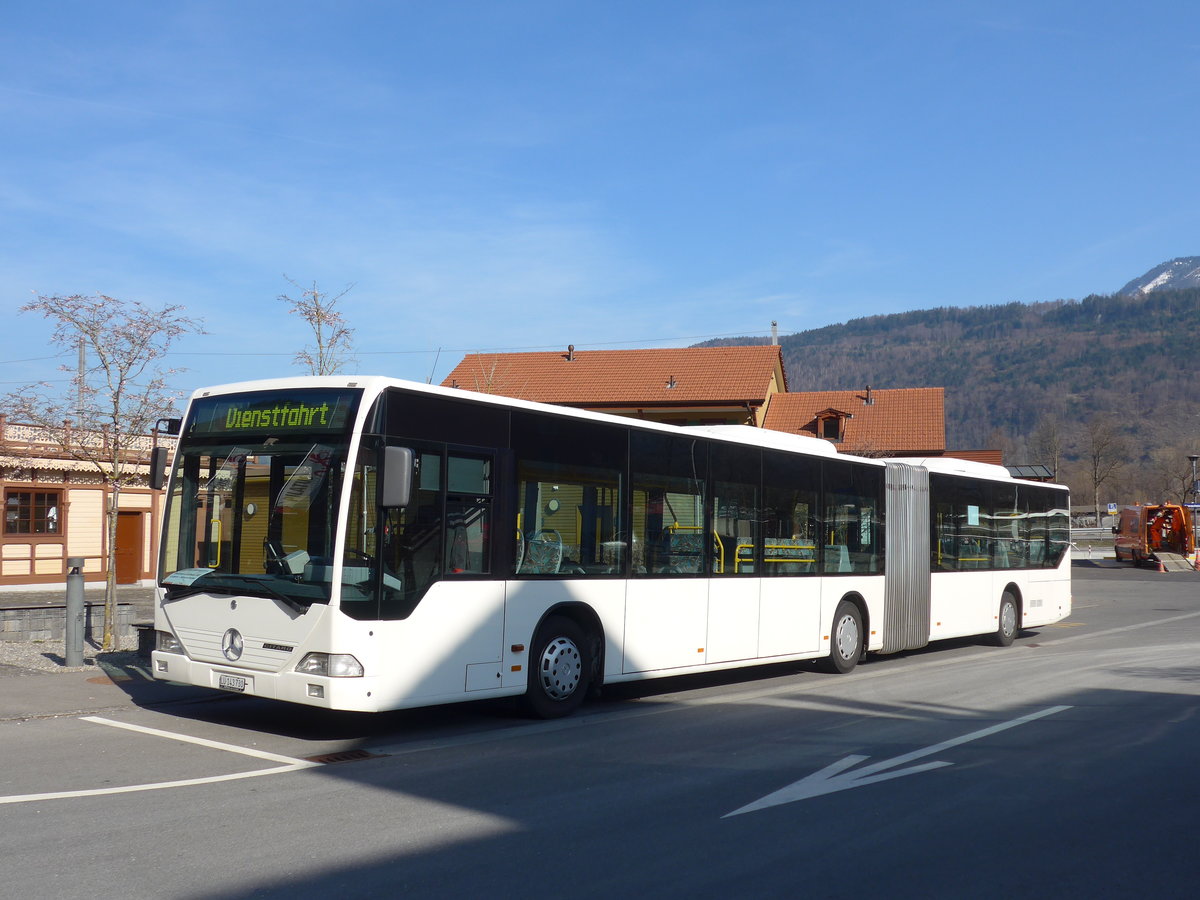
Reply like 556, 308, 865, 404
0, 654, 213, 720
0, 582, 217, 718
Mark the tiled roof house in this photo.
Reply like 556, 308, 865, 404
442, 345, 788, 426
761, 387, 946, 457
440, 348, 994, 461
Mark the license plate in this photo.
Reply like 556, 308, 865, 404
218, 673, 247, 693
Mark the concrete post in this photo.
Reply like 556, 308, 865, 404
65, 557, 85, 667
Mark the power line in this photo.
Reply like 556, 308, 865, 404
0, 353, 71, 365
169, 329, 775, 359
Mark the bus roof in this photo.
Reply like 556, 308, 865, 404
188, 376, 1060, 480
900, 455, 1067, 489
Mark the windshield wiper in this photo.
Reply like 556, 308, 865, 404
210, 574, 311, 612
163, 573, 309, 613
163, 582, 223, 602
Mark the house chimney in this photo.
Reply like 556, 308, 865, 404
865, 385, 873, 406
566, 344, 575, 361
770, 321, 778, 345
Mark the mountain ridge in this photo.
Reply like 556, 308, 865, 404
697, 259, 1200, 503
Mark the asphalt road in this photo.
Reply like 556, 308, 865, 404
2, 560, 1198, 899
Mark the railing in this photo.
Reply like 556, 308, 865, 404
1071, 528, 1112, 542
0, 419, 175, 462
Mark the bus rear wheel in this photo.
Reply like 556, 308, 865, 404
524, 616, 592, 719
992, 591, 1019, 647
819, 600, 863, 674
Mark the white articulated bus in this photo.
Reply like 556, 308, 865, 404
151, 376, 1071, 717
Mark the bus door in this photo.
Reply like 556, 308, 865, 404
624, 431, 710, 673
706, 446, 762, 664
370, 445, 505, 696
624, 482, 710, 673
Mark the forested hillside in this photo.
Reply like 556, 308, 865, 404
702, 288, 1200, 511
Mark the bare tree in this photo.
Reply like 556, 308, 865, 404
1138, 443, 1198, 505
5, 294, 202, 650
1077, 416, 1130, 524
279, 277, 355, 375
1030, 415, 1065, 480
461, 354, 504, 394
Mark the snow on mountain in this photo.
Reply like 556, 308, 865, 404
1118, 257, 1200, 296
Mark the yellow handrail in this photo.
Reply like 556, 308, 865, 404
209, 517, 222, 568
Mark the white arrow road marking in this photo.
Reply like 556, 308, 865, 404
724, 705, 1071, 817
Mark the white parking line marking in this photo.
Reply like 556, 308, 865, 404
81, 716, 316, 766
0, 763, 314, 805
0, 716, 320, 806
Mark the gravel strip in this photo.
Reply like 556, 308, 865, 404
0, 638, 141, 674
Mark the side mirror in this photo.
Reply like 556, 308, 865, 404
150, 446, 170, 490
382, 446, 414, 508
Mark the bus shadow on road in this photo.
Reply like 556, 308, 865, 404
88, 625, 1063, 745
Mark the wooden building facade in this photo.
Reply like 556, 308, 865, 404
0, 415, 169, 588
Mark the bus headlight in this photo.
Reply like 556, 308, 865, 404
156, 631, 184, 654
295, 653, 364, 678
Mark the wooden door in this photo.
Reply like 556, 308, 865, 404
115, 511, 144, 584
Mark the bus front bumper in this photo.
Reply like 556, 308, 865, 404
150, 651, 383, 712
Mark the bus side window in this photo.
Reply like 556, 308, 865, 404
822, 461, 883, 574
710, 444, 760, 575
511, 410, 625, 577
631, 431, 707, 576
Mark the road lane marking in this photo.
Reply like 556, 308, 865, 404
724, 705, 1072, 817
1038, 610, 1200, 646
0, 717, 320, 806
0, 764, 315, 805
81, 716, 315, 766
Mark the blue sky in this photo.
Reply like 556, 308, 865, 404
2, 1, 1197, 399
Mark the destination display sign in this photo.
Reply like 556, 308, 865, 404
186, 389, 360, 437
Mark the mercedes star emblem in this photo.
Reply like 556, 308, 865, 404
221, 628, 244, 661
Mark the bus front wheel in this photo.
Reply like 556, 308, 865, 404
524, 616, 592, 719
820, 600, 863, 674
992, 592, 1019, 647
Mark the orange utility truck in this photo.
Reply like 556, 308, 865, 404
1112, 503, 1195, 570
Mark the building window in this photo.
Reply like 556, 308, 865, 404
820, 416, 842, 441
4, 490, 62, 535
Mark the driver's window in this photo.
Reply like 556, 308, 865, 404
379, 450, 443, 619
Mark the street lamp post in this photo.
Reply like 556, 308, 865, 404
1189, 455, 1199, 563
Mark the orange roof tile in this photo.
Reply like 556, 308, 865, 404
762, 388, 945, 454
442, 346, 787, 406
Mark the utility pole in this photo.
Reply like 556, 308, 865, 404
77, 335, 86, 423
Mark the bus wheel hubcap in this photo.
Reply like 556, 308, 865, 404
836, 616, 858, 659
539, 636, 582, 700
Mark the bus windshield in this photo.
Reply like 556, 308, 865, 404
159, 388, 360, 607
